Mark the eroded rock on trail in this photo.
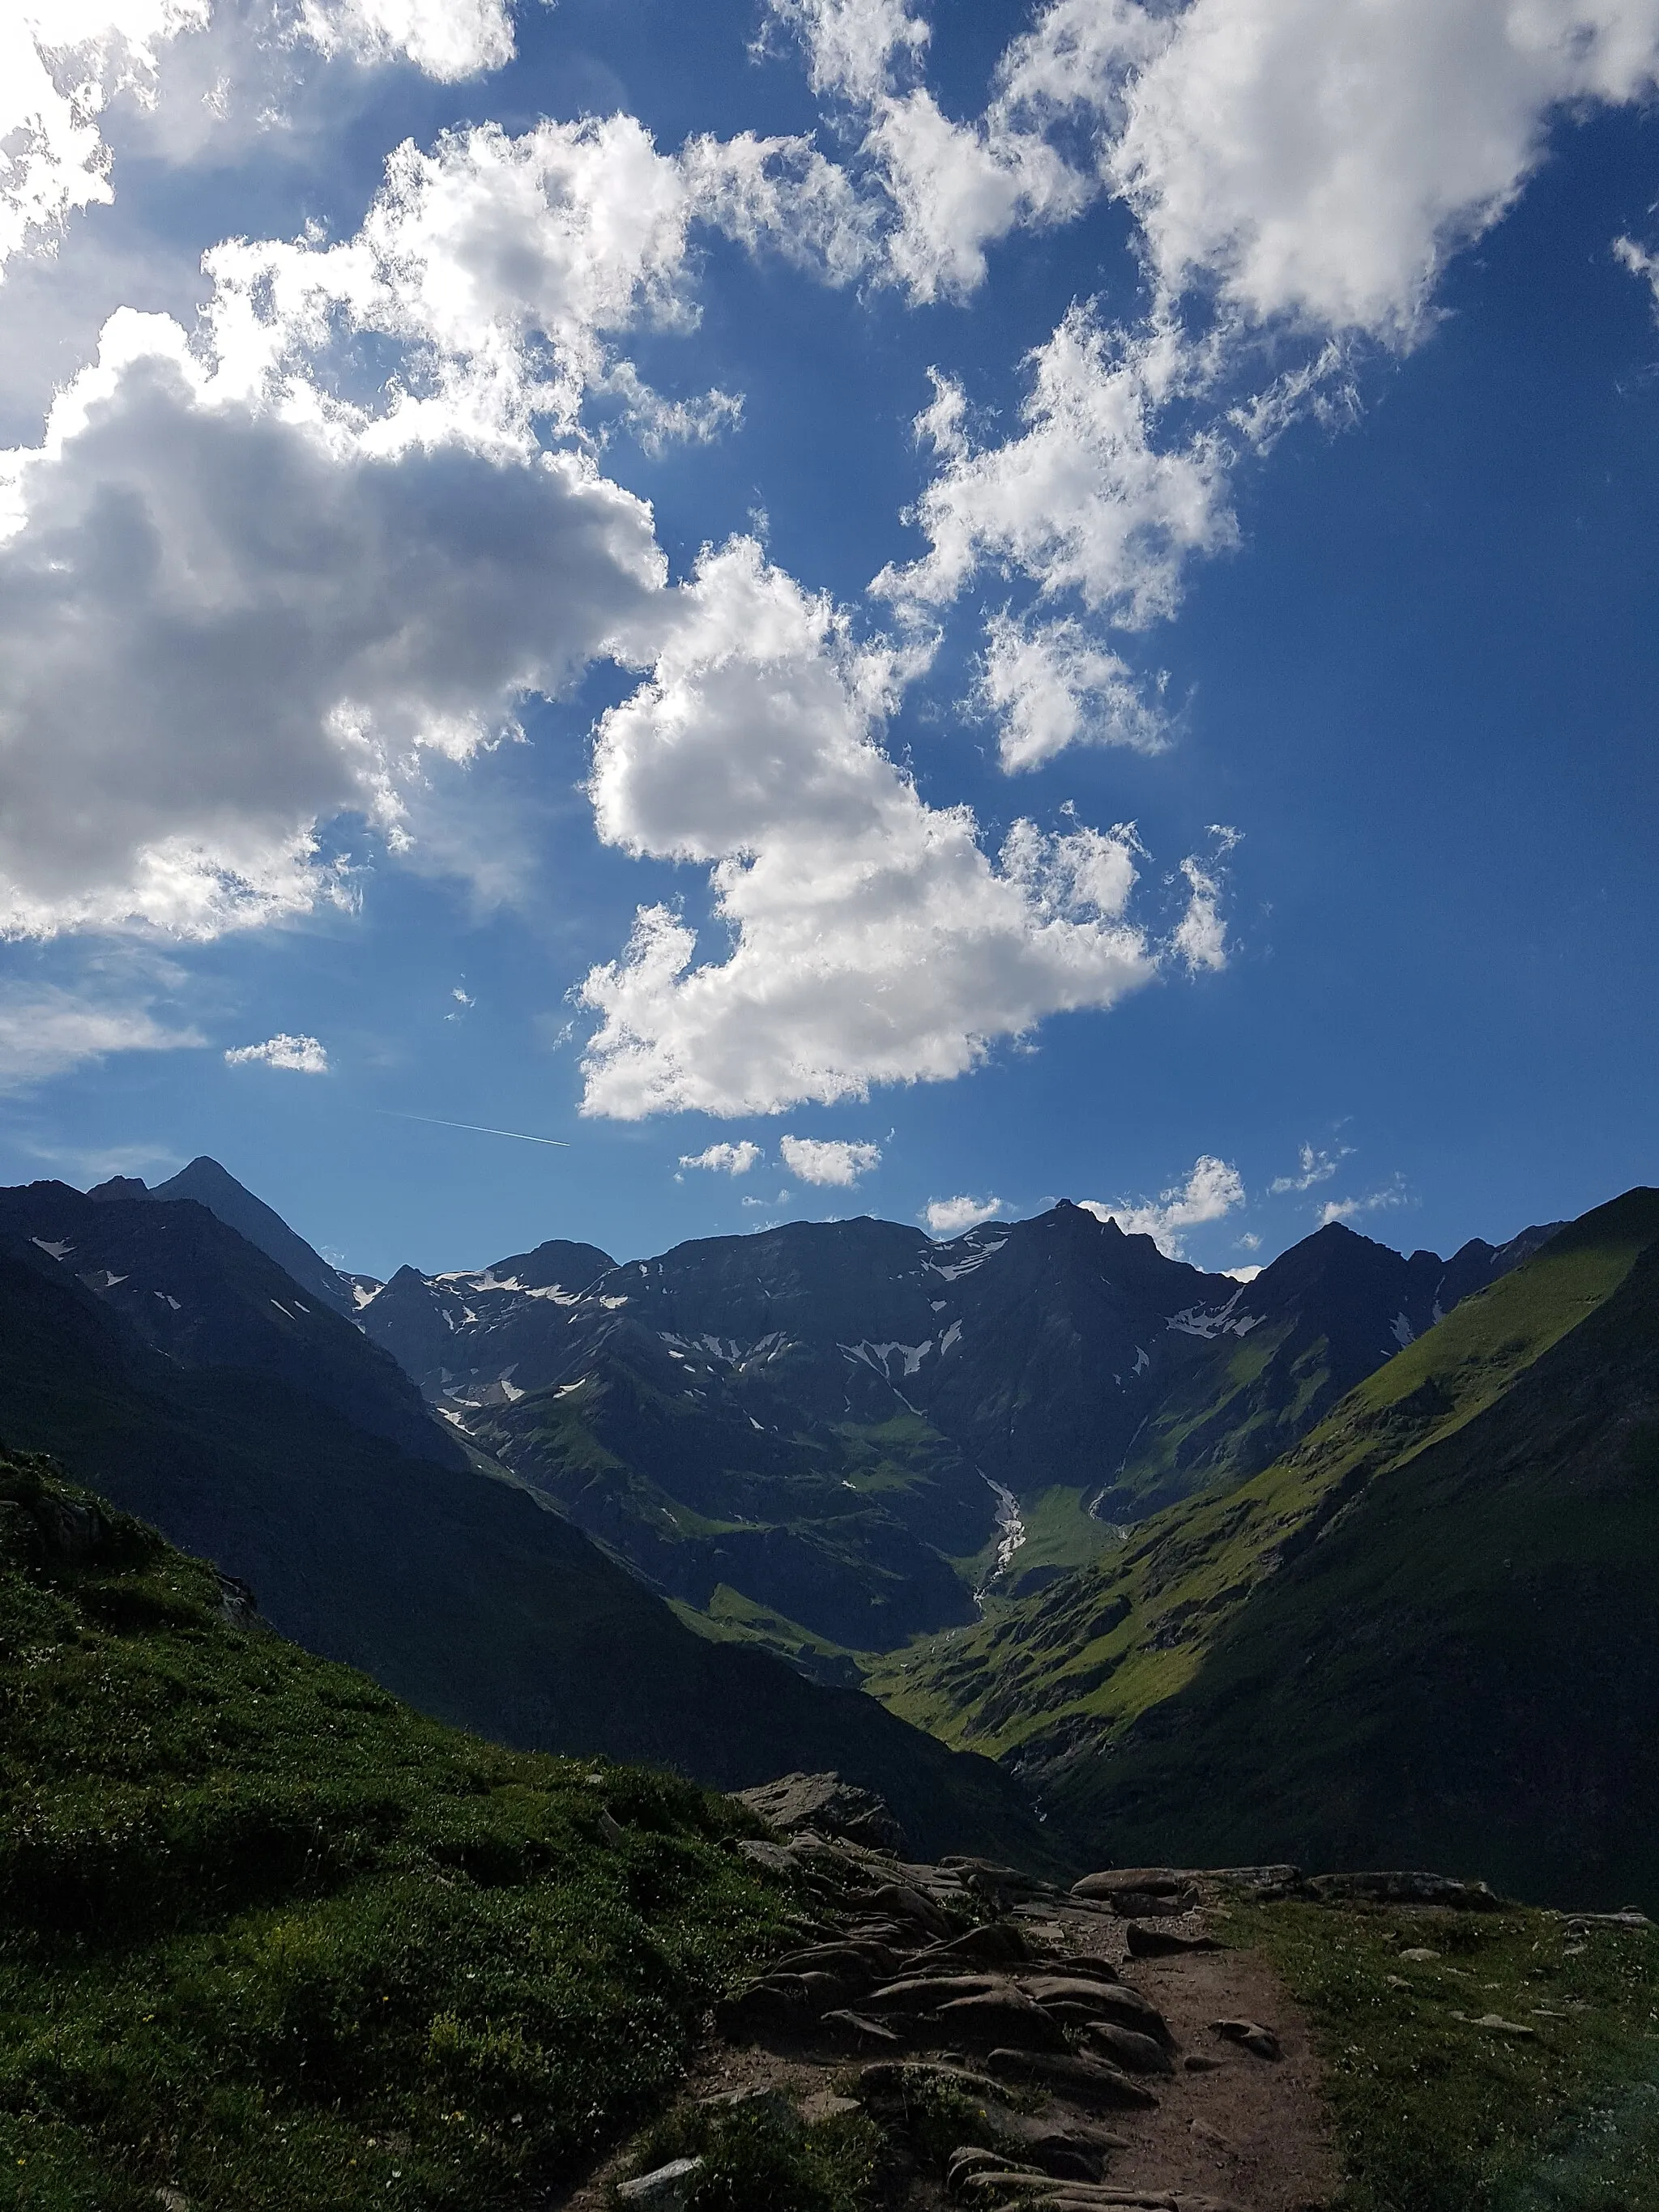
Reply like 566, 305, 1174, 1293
583, 1818, 1341, 2212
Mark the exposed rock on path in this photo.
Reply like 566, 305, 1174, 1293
561, 1831, 1340, 2211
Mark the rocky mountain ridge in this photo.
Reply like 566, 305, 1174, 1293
343, 1193, 1556, 1667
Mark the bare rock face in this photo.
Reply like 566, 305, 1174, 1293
736, 1771, 909, 1855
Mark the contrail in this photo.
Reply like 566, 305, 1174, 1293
379, 1111, 569, 1149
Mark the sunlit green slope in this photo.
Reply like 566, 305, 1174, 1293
871, 1190, 1659, 1904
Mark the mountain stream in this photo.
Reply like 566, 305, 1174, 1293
983, 1477, 1026, 1588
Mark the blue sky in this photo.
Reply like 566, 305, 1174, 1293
1, 0, 1656, 1280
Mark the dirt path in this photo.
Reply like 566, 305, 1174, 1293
561, 1861, 1342, 2212
1021, 1899, 1339, 2212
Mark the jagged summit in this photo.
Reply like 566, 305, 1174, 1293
87, 1153, 355, 1318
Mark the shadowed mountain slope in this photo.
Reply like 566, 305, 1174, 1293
93, 1153, 357, 1317
872, 1190, 1659, 1906
357, 1201, 1550, 1666
0, 1195, 1056, 1867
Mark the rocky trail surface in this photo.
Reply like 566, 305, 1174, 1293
562, 1781, 1341, 2212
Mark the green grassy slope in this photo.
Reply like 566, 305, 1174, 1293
475, 1361, 992, 1657
871, 1191, 1659, 1903
0, 1451, 793, 2211
1229, 1894, 1659, 2212
0, 1250, 1060, 1871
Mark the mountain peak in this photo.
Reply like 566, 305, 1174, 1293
144, 1157, 353, 1316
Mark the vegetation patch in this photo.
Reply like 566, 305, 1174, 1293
1229, 1899, 1659, 2212
621, 2088, 884, 2212
0, 1452, 797, 2212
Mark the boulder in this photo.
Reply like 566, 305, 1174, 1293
855, 2059, 1009, 2109
863, 1972, 1007, 2014
1208, 2019, 1280, 2061
617, 2158, 702, 2207
984, 2049, 1160, 2111
1071, 1869, 1189, 1901
1022, 1982, 1171, 2046
1105, 1889, 1196, 1920
914, 1922, 1034, 1970
867, 1882, 956, 1937
821, 2008, 906, 2048
735, 1772, 909, 1855
1125, 1924, 1220, 1959
932, 1989, 1070, 2052
1077, 2021, 1175, 2075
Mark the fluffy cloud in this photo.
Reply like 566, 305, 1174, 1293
204, 113, 710, 442
1270, 1140, 1351, 1194
678, 1140, 762, 1175
578, 539, 1182, 1119
0, 979, 201, 1086
766, 0, 931, 104
923, 1193, 1005, 1236
297, 0, 513, 81
978, 612, 1167, 771
779, 1134, 881, 1186
0, 310, 663, 935
878, 310, 1235, 627
1, 0, 518, 283
765, 0, 1085, 303
224, 1029, 328, 1072
1009, 0, 1659, 339
1081, 1153, 1246, 1257
0, 2, 210, 275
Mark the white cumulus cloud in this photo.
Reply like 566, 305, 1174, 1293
1009, 0, 1659, 341
679, 1140, 762, 1175
977, 612, 1168, 772
0, 0, 518, 284
878, 309, 1235, 629
0, 309, 663, 936
577, 539, 1171, 1119
1081, 1153, 1246, 1258
297, 0, 514, 82
224, 1030, 329, 1072
923, 1193, 1005, 1236
780, 1134, 882, 1186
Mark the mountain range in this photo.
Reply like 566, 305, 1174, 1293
346, 1196, 1555, 1672
0, 1175, 1047, 1865
6, 1153, 1657, 1907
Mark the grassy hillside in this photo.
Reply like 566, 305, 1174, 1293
0, 1451, 794, 2211
871, 1191, 1659, 1903
476, 1363, 989, 1655
0, 1247, 1060, 1871
1229, 1892, 1659, 2212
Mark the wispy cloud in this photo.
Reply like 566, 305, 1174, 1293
1271, 1141, 1352, 1195
0, 986, 202, 1091
1320, 1177, 1410, 1228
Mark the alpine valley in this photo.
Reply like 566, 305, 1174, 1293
9, 1153, 1659, 1907
6, 1158, 1659, 2212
